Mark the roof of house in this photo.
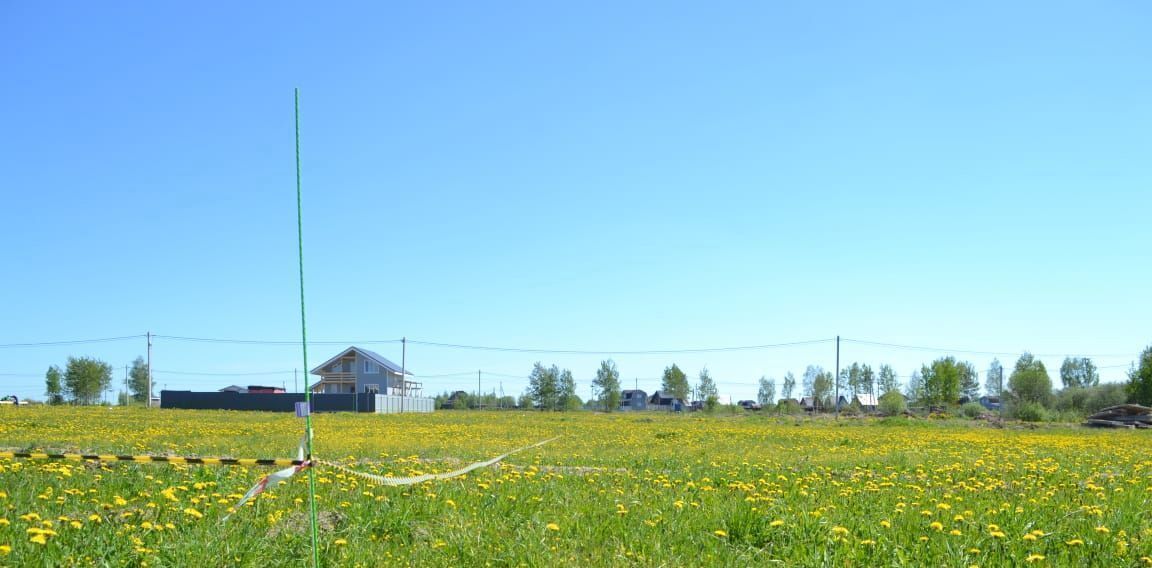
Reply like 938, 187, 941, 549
622, 389, 647, 396
855, 393, 878, 406
219, 385, 247, 393
309, 346, 412, 376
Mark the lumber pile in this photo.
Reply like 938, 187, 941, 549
1083, 404, 1152, 429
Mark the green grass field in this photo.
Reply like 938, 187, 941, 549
1, 407, 1150, 566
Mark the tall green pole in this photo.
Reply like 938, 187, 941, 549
295, 87, 321, 568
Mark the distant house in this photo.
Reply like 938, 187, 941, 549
978, 395, 1001, 410
648, 391, 684, 412
247, 385, 285, 394
310, 346, 421, 396
218, 385, 285, 394
799, 397, 818, 412
854, 393, 878, 412
777, 398, 800, 408
620, 390, 647, 411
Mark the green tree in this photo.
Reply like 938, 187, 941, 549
129, 356, 149, 403
1126, 345, 1152, 406
757, 376, 775, 406
921, 357, 965, 407
1060, 357, 1099, 389
697, 368, 718, 410
592, 359, 621, 412
904, 370, 925, 404
958, 361, 979, 400
558, 368, 580, 411
661, 364, 689, 402
64, 356, 112, 405
528, 362, 559, 410
877, 364, 898, 395
861, 364, 875, 397
781, 372, 796, 400
985, 359, 1004, 397
802, 365, 822, 398
1008, 352, 1053, 407
44, 365, 64, 405
812, 370, 834, 410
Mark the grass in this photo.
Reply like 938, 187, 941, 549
1, 407, 1151, 566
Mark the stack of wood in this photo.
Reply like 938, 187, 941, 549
1083, 404, 1152, 429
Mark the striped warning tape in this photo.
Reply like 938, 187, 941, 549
319, 436, 558, 486
0, 451, 304, 467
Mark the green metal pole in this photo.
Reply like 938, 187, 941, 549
295, 87, 321, 568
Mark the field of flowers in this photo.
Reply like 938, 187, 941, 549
2, 407, 1151, 566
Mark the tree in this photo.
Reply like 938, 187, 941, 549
920, 357, 963, 407
877, 364, 899, 395
781, 372, 796, 400
1126, 345, 1152, 406
697, 367, 718, 410
44, 365, 64, 405
528, 362, 559, 410
1060, 357, 1099, 389
958, 361, 979, 400
757, 376, 775, 406
905, 370, 925, 404
558, 368, 580, 410
129, 356, 149, 403
861, 364, 875, 397
661, 364, 689, 402
63, 356, 112, 405
985, 359, 1004, 397
812, 370, 834, 410
802, 365, 822, 397
1008, 352, 1053, 407
592, 360, 621, 412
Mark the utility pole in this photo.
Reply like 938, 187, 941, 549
835, 335, 840, 420
294, 369, 299, 393
124, 365, 128, 406
400, 337, 406, 413
146, 331, 152, 408
478, 370, 482, 409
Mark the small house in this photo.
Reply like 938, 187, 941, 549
648, 391, 684, 412
620, 389, 647, 411
219, 385, 248, 394
978, 395, 1001, 410
854, 393, 878, 412
310, 346, 420, 396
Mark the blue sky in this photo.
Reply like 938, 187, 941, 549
2, 1, 1149, 402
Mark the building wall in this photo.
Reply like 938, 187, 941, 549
161, 391, 377, 412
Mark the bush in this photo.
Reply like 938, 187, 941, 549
1084, 383, 1128, 415
1014, 401, 1048, 422
878, 392, 907, 416
960, 402, 986, 419
777, 400, 802, 415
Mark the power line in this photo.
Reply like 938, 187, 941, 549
840, 338, 1134, 359
153, 335, 401, 346
404, 338, 834, 355
151, 369, 296, 376
0, 335, 145, 349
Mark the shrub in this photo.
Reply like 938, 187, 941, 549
777, 400, 802, 415
1014, 401, 1048, 422
878, 392, 907, 416
960, 402, 986, 419
1083, 383, 1128, 415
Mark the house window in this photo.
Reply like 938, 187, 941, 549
364, 384, 379, 394
364, 360, 380, 374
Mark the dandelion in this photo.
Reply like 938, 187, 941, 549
770, 520, 785, 527
950, 529, 963, 536
714, 530, 728, 538
0, 545, 10, 555
29, 533, 47, 545
547, 523, 560, 532
880, 520, 891, 528
334, 538, 347, 546
1066, 539, 1084, 546
832, 526, 849, 536
929, 522, 943, 531
1096, 526, 1111, 534
183, 508, 203, 519
1025, 553, 1045, 562
1023, 534, 1037, 541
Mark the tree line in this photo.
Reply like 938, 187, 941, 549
43, 356, 150, 405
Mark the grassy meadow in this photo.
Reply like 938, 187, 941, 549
1, 407, 1151, 566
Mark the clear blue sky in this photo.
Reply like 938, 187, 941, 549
2, 1, 1149, 403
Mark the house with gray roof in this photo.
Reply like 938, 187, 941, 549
309, 346, 421, 397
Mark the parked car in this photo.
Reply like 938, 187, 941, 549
738, 400, 762, 411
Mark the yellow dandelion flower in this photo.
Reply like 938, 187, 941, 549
547, 523, 560, 532
880, 520, 891, 528
334, 538, 347, 546
950, 529, 963, 536
832, 526, 849, 536
1066, 539, 1084, 546
1025, 554, 1045, 562
714, 530, 728, 537
929, 522, 943, 531
1095, 526, 1111, 534
29, 533, 47, 545
183, 508, 203, 519
770, 520, 785, 527
1022, 534, 1037, 541
0, 545, 10, 555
